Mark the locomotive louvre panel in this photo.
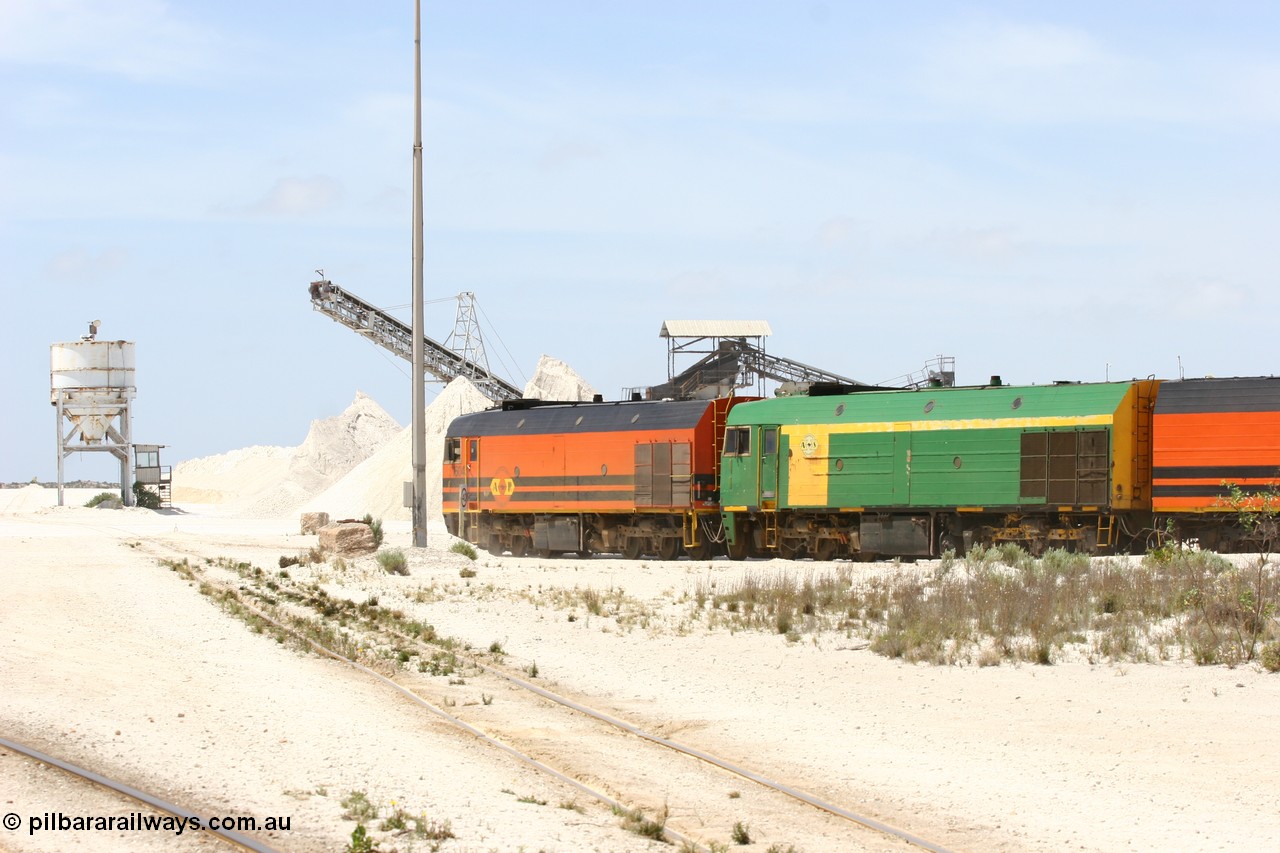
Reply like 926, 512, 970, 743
634, 441, 692, 507
1021, 429, 1109, 505
635, 443, 653, 506
1047, 431, 1078, 504
653, 442, 672, 506
1077, 430, 1109, 504
671, 442, 692, 508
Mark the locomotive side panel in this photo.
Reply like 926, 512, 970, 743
723, 381, 1153, 557
443, 397, 745, 558
1153, 377, 1280, 513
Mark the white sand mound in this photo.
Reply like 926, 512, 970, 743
171, 444, 294, 506
173, 392, 401, 517
301, 377, 494, 522
173, 359, 593, 522
523, 354, 598, 401
0, 485, 105, 514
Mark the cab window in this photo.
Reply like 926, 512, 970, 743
724, 426, 751, 456
762, 428, 777, 455
445, 438, 461, 464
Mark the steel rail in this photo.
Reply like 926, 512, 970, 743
376, 623, 957, 853
476, 663, 955, 853
0, 737, 282, 853
69, 532, 956, 853
182, 551, 956, 853
196, 581, 709, 850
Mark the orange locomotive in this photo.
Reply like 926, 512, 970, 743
442, 396, 753, 558
1153, 376, 1280, 550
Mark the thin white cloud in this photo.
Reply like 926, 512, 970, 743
948, 20, 1107, 71
920, 226, 1023, 263
45, 246, 129, 280
536, 139, 606, 172
1162, 277, 1248, 318
0, 0, 218, 80
232, 176, 344, 218
915, 16, 1280, 124
814, 217, 863, 249
915, 18, 1138, 121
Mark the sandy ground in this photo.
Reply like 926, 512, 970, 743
2, 490, 1278, 852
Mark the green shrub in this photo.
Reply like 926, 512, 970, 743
376, 549, 408, 575
132, 482, 161, 509
84, 492, 117, 507
345, 824, 378, 853
450, 540, 478, 561
361, 514, 384, 548
341, 790, 377, 822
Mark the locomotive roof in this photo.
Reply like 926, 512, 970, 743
1153, 376, 1280, 414
727, 381, 1142, 426
446, 398, 716, 437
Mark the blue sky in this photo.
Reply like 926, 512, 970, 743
3, 1, 1278, 482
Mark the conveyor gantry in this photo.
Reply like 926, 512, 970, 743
308, 278, 522, 402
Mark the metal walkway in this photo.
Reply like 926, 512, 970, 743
643, 338, 880, 400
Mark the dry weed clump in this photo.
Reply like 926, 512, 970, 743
707, 565, 871, 636
697, 544, 1280, 668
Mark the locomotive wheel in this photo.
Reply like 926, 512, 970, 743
685, 541, 713, 561
812, 539, 837, 561
938, 533, 961, 556
657, 538, 681, 561
778, 539, 805, 560
486, 535, 504, 557
726, 539, 750, 561
621, 538, 644, 560
510, 536, 530, 558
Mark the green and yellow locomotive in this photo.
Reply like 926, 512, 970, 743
718, 380, 1160, 559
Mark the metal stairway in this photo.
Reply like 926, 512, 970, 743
308, 278, 522, 402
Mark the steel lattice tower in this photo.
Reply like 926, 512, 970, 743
445, 292, 491, 382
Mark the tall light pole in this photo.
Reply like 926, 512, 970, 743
410, 0, 428, 547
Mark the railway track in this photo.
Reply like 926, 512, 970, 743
5, 516, 958, 851
0, 737, 282, 853
148, 541, 957, 853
